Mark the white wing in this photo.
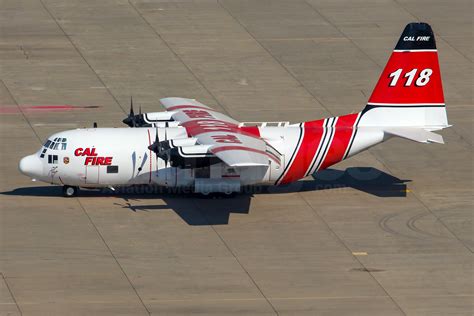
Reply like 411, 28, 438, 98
160, 97, 280, 167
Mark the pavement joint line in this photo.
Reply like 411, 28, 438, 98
39, 0, 127, 116
4, 293, 472, 306
191, 199, 280, 316
1, 80, 42, 144
218, 0, 334, 118
392, 0, 473, 64
297, 192, 408, 316
127, 0, 234, 118
0, 272, 22, 315
74, 198, 151, 315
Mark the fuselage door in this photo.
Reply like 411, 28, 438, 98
85, 165, 100, 184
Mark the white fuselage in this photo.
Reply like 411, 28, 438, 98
18, 124, 385, 191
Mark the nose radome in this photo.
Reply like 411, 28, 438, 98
19, 154, 43, 178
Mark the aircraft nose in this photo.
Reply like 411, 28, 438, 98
19, 154, 43, 178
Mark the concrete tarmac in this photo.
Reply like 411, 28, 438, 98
1, 0, 472, 315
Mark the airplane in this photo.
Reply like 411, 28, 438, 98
19, 23, 449, 197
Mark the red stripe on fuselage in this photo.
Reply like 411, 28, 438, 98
279, 119, 325, 185
318, 113, 358, 171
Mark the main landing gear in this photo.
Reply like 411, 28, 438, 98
63, 185, 79, 197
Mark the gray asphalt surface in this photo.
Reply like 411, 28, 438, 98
1, 0, 472, 315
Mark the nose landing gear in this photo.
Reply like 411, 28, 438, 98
63, 185, 79, 197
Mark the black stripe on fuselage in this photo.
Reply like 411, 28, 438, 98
343, 113, 362, 160
314, 117, 337, 172
305, 118, 329, 177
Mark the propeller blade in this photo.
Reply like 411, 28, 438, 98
130, 96, 134, 117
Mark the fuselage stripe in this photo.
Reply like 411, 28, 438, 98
306, 118, 329, 176
314, 117, 337, 172
318, 113, 359, 171
278, 119, 325, 184
343, 112, 362, 160
275, 123, 304, 184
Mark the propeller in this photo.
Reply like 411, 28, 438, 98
148, 128, 171, 167
122, 96, 137, 127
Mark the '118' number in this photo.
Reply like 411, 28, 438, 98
388, 68, 433, 87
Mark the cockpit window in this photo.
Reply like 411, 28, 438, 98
46, 137, 67, 150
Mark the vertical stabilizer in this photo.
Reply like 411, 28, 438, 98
359, 23, 448, 129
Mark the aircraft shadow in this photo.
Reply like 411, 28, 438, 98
2, 167, 409, 225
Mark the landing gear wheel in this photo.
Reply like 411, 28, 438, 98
63, 185, 78, 197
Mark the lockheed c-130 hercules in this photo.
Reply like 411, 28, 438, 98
19, 23, 450, 197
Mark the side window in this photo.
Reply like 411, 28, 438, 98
52, 155, 58, 164
48, 155, 52, 164
49, 142, 55, 149
44, 140, 51, 148
107, 166, 119, 173
53, 143, 60, 150
40, 148, 47, 158
61, 143, 67, 150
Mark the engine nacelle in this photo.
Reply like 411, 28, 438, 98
168, 145, 220, 169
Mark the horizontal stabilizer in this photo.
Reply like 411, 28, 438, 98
384, 128, 444, 144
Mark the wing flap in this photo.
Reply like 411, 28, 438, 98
210, 145, 270, 167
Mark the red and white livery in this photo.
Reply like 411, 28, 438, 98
19, 23, 450, 196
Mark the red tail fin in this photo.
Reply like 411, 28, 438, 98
367, 23, 444, 106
